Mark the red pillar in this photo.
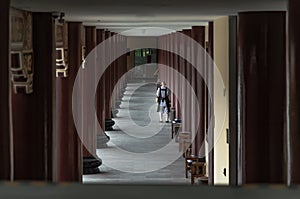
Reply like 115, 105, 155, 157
79, 26, 104, 174
177, 31, 184, 119
158, 36, 161, 80
96, 29, 105, 132
121, 35, 128, 98
161, 35, 167, 82
158, 36, 163, 85
191, 26, 206, 158
174, 33, 182, 118
110, 32, 124, 117
166, 34, 170, 90
207, 22, 214, 185
0, 0, 11, 180
112, 34, 119, 115
56, 22, 83, 181
114, 34, 127, 112
158, 37, 162, 65
288, 0, 300, 184
122, 36, 127, 92
110, 32, 117, 115
163, 35, 167, 82
238, 11, 286, 183
11, 12, 55, 180
170, 33, 175, 112
80, 26, 103, 174
181, 30, 192, 146
168, 33, 174, 117
96, 29, 110, 147
82, 26, 97, 157
104, 31, 115, 130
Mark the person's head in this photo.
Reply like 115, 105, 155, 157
161, 81, 166, 86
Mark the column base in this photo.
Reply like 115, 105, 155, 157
119, 93, 124, 98
83, 156, 102, 175
115, 100, 122, 108
105, 118, 115, 131
97, 133, 110, 148
111, 109, 119, 118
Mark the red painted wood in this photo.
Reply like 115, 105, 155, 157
288, 0, 300, 184
12, 13, 55, 180
56, 22, 83, 181
82, 26, 96, 157
207, 22, 214, 185
182, 29, 193, 154
238, 11, 286, 183
174, 32, 181, 118
96, 29, 105, 131
104, 31, 112, 119
191, 26, 205, 157
0, 0, 11, 180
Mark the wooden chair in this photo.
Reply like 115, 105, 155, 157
184, 147, 198, 178
184, 147, 206, 184
190, 161, 206, 184
171, 121, 181, 139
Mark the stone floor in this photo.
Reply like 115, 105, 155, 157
83, 78, 190, 184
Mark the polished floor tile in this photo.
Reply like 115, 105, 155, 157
83, 78, 190, 184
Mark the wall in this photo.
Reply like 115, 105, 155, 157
127, 36, 158, 78
127, 36, 158, 50
213, 16, 229, 184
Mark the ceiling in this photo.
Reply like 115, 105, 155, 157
11, 0, 287, 35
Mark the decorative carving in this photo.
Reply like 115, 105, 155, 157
23, 12, 32, 50
56, 48, 68, 77
56, 24, 64, 46
10, 8, 32, 51
82, 45, 86, 60
56, 22, 69, 77
80, 25, 86, 68
55, 22, 68, 48
10, 50, 34, 94
81, 25, 85, 47
81, 45, 86, 68
11, 14, 24, 44
63, 23, 68, 49
10, 8, 34, 94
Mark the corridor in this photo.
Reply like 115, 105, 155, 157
3, 1, 300, 198
84, 78, 190, 184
